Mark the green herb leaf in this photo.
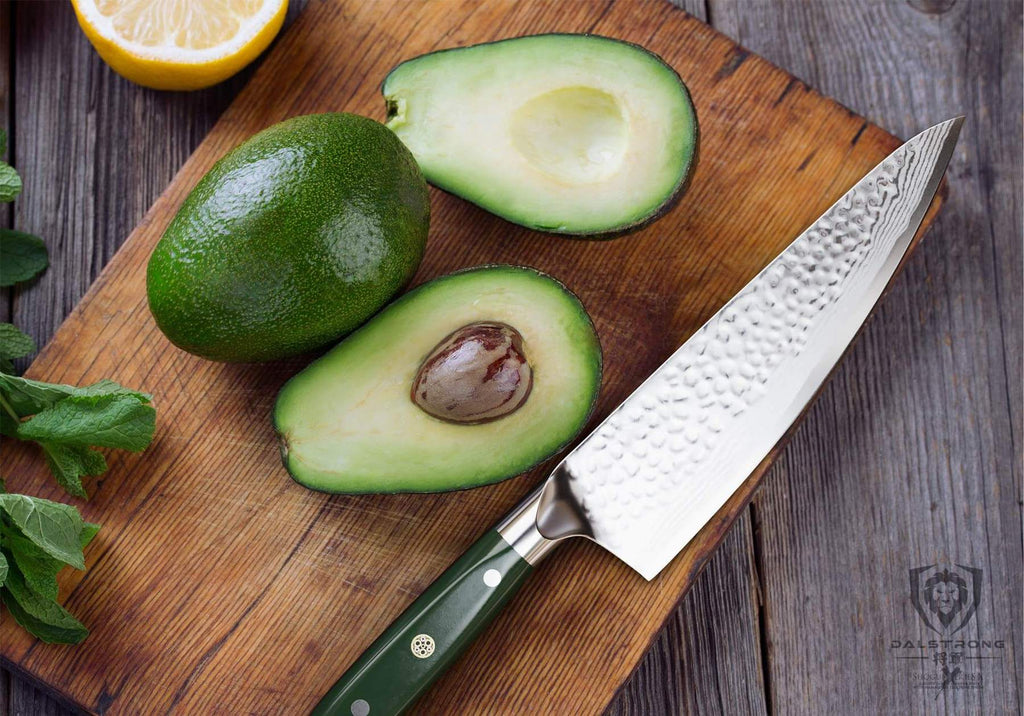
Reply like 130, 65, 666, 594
0, 229, 47, 286
0, 494, 85, 569
80, 522, 101, 549
3, 529, 62, 600
0, 373, 155, 497
39, 443, 107, 499
0, 373, 75, 414
0, 163, 22, 203
1, 565, 88, 644
0, 373, 151, 418
19, 394, 156, 452
0, 323, 36, 373
72, 379, 152, 403
0, 492, 99, 643
0, 128, 7, 157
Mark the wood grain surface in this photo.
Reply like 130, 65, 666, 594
1, 0, 1020, 715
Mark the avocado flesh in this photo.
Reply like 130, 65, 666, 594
383, 34, 698, 236
274, 266, 602, 493
147, 113, 430, 362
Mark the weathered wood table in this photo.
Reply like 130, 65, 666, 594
1, 0, 1020, 713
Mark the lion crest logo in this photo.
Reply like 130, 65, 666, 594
909, 564, 982, 634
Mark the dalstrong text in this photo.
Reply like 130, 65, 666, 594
890, 640, 1005, 650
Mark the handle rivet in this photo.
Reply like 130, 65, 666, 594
350, 699, 370, 716
411, 633, 436, 658
483, 569, 502, 587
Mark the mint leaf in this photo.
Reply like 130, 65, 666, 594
0, 373, 150, 418
0, 323, 36, 373
0, 373, 78, 415
0, 494, 85, 569
0, 373, 155, 497
80, 522, 100, 549
3, 529, 61, 600
39, 443, 107, 499
0, 229, 47, 286
0, 163, 22, 203
1, 566, 88, 644
72, 379, 152, 403
19, 394, 156, 452
3, 522, 100, 588
0, 492, 99, 643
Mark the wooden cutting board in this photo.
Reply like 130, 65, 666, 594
0, 1, 946, 713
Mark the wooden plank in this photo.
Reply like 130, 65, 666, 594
607, 516, 768, 715
4, 674, 76, 716
709, 0, 1023, 713
1, 0, 12, 328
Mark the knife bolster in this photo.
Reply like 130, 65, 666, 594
535, 462, 594, 541
497, 486, 560, 564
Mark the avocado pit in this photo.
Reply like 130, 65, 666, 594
412, 322, 533, 424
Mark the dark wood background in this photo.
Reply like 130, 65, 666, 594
1, 0, 1020, 714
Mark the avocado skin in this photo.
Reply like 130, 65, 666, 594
147, 113, 430, 362
273, 265, 603, 494
382, 33, 699, 239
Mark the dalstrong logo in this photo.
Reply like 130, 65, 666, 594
909, 564, 982, 635
890, 562, 1001, 698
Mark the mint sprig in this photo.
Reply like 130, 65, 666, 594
0, 488, 99, 644
0, 129, 118, 646
0, 373, 156, 498
0, 323, 36, 373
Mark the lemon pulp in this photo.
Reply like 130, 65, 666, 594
72, 0, 287, 90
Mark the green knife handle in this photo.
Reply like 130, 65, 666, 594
310, 528, 533, 716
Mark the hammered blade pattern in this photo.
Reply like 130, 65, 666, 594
538, 118, 962, 579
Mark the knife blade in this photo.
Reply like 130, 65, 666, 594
536, 116, 964, 578
310, 117, 962, 716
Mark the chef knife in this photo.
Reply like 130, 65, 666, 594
311, 117, 962, 716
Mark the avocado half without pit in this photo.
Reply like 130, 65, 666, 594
383, 33, 699, 237
273, 265, 602, 494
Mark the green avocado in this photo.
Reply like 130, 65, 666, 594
147, 113, 430, 362
382, 34, 698, 237
274, 265, 602, 494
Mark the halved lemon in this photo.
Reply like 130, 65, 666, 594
70, 0, 288, 90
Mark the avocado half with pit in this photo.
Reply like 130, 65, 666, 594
274, 265, 602, 493
383, 34, 698, 237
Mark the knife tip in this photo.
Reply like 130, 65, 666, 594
946, 115, 966, 136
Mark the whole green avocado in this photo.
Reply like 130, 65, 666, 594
146, 112, 430, 362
